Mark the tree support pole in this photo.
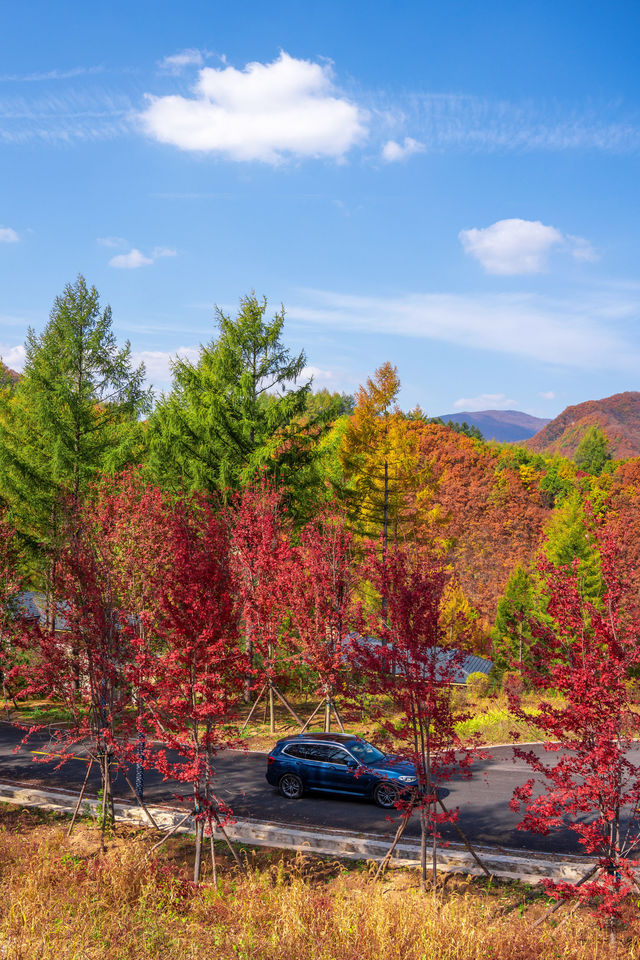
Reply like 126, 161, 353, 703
375, 799, 415, 879
240, 684, 267, 732
120, 769, 160, 829
531, 865, 600, 929
436, 795, 492, 879
67, 757, 94, 837
147, 809, 193, 856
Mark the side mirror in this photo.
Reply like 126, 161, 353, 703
347, 759, 358, 769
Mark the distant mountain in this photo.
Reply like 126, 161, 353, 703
0, 363, 19, 385
526, 391, 640, 459
437, 410, 551, 443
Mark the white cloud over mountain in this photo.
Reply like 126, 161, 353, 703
453, 393, 515, 411
459, 218, 596, 275
139, 52, 368, 162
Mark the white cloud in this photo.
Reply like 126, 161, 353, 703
539, 390, 556, 400
0, 343, 26, 370
107, 245, 177, 269
459, 218, 596, 275
288, 287, 640, 372
132, 346, 200, 386
98, 235, 127, 248
109, 249, 153, 269
453, 393, 515, 411
139, 51, 368, 162
0, 226, 19, 243
381, 137, 425, 162
158, 49, 205, 75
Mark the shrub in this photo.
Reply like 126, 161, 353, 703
501, 671, 525, 698
465, 672, 489, 698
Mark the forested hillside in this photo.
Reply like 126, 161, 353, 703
2, 278, 640, 667
526, 390, 640, 458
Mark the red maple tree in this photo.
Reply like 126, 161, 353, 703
227, 479, 301, 730
355, 541, 485, 887
287, 506, 363, 732
510, 523, 640, 927
129, 489, 247, 880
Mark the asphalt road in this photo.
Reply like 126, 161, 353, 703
1, 721, 626, 857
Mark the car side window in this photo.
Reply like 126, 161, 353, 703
326, 747, 350, 765
284, 744, 309, 759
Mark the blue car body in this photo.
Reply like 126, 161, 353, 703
265, 732, 418, 807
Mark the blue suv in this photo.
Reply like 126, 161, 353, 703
265, 732, 418, 808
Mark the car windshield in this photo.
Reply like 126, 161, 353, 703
348, 740, 385, 765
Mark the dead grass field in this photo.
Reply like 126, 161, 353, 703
1, 802, 639, 959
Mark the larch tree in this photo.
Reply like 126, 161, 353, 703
147, 293, 314, 506
339, 363, 434, 548
0, 275, 149, 588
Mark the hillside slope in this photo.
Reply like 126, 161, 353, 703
438, 409, 550, 442
526, 391, 640, 459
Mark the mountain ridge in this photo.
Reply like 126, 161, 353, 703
525, 391, 640, 459
437, 409, 550, 443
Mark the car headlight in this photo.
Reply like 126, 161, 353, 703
399, 776, 417, 783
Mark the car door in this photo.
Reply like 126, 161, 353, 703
305, 744, 367, 795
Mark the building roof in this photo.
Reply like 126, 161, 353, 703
13, 591, 68, 632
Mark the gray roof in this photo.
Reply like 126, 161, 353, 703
352, 635, 493, 683
13, 591, 68, 632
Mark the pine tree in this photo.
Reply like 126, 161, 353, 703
575, 425, 611, 475
0, 275, 149, 581
544, 491, 603, 602
147, 293, 313, 502
492, 565, 540, 674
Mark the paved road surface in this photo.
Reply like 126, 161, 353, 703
2, 721, 628, 856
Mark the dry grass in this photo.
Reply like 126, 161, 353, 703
1, 803, 639, 959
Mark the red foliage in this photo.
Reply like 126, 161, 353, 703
416, 425, 549, 639
227, 479, 294, 693
287, 506, 364, 724
510, 526, 640, 923
355, 542, 478, 883
128, 488, 247, 828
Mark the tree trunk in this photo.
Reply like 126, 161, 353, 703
194, 818, 204, 884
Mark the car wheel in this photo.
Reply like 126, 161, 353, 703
373, 781, 399, 808
278, 773, 304, 800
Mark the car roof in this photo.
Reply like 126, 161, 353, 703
276, 731, 359, 745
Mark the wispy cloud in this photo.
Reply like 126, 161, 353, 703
0, 89, 133, 144
0, 66, 104, 83
157, 49, 206, 75
453, 393, 515, 411
539, 390, 556, 400
288, 287, 640, 371
395, 92, 640, 155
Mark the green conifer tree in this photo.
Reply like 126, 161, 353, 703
544, 490, 603, 601
575, 426, 611, 475
147, 293, 313, 501
0, 275, 149, 581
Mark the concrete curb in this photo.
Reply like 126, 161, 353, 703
0, 779, 590, 885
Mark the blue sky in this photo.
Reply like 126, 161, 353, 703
1, 0, 639, 417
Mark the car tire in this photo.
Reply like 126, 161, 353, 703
278, 773, 304, 800
373, 781, 399, 808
